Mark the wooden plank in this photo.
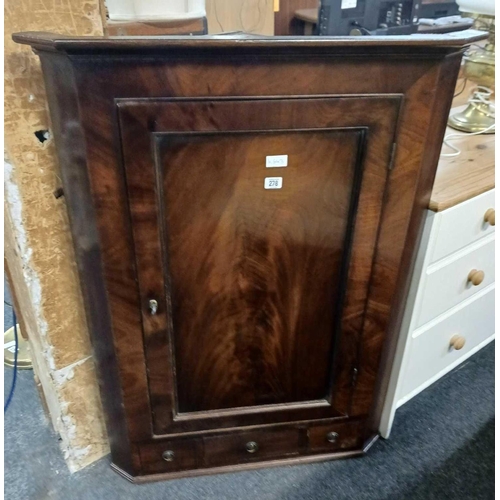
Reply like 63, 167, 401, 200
4, 0, 109, 472
430, 106, 495, 212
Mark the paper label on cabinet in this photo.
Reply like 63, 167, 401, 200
266, 155, 288, 168
341, 0, 357, 8
264, 177, 283, 189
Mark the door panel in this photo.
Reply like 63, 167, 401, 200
160, 130, 361, 413
118, 96, 401, 436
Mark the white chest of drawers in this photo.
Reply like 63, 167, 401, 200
379, 188, 495, 438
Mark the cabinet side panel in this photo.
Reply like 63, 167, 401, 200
367, 53, 463, 428
38, 52, 136, 474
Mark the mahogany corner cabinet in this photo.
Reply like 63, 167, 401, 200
14, 30, 485, 482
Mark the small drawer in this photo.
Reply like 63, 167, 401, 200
308, 419, 365, 453
138, 438, 200, 475
400, 287, 495, 401
431, 189, 495, 264
203, 428, 300, 467
417, 237, 494, 327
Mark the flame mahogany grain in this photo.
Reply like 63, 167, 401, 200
13, 31, 483, 481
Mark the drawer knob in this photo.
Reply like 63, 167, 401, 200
245, 441, 259, 454
326, 432, 339, 444
467, 269, 485, 286
484, 208, 495, 226
162, 450, 175, 462
149, 299, 158, 315
450, 335, 466, 351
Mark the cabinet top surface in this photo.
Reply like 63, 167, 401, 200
13, 29, 486, 54
431, 105, 495, 212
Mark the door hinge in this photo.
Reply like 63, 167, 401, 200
351, 367, 359, 387
388, 142, 397, 171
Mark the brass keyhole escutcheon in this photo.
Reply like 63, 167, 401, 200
326, 432, 339, 444
162, 450, 175, 462
149, 299, 158, 315
245, 441, 259, 453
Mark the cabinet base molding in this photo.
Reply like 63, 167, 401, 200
111, 440, 378, 483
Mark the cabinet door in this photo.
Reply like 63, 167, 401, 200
119, 96, 400, 436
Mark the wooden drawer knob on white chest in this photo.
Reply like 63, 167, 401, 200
449, 335, 466, 351
484, 208, 495, 226
467, 269, 485, 286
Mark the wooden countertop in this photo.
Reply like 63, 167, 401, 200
430, 104, 495, 212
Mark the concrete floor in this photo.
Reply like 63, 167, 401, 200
4, 287, 495, 499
